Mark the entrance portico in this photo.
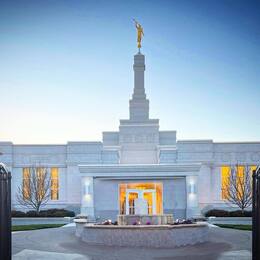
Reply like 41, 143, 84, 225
79, 163, 201, 220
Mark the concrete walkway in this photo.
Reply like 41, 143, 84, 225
12, 225, 251, 260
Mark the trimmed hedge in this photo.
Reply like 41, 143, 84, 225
229, 210, 252, 217
12, 208, 75, 218
39, 209, 75, 217
11, 210, 26, 217
205, 209, 252, 217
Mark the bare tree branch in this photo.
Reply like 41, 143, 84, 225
16, 167, 51, 214
223, 163, 252, 212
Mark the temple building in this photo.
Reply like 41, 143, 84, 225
0, 51, 259, 220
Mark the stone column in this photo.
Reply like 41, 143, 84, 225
80, 176, 95, 219
186, 175, 201, 218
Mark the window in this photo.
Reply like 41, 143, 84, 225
23, 168, 31, 199
22, 167, 59, 201
236, 166, 245, 200
221, 165, 256, 200
36, 167, 46, 200
221, 166, 230, 199
51, 168, 59, 200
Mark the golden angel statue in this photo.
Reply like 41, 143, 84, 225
133, 19, 144, 49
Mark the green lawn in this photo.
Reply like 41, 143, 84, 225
12, 224, 64, 231
215, 224, 252, 231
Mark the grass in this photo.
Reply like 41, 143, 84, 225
215, 224, 252, 231
12, 224, 64, 231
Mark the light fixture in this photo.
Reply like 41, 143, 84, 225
188, 183, 196, 194
84, 184, 90, 195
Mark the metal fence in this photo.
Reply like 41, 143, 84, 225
252, 166, 260, 260
0, 163, 12, 260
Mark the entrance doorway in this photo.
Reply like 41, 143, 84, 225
126, 189, 156, 215
119, 182, 163, 215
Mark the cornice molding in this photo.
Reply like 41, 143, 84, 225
79, 163, 201, 177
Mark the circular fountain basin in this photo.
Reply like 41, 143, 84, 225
76, 222, 209, 248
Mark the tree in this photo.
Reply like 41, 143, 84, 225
223, 164, 253, 213
16, 167, 51, 214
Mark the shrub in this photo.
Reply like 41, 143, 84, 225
26, 210, 38, 217
243, 211, 252, 217
205, 209, 252, 217
38, 209, 75, 217
12, 208, 75, 217
205, 209, 230, 217
229, 210, 252, 217
11, 210, 26, 217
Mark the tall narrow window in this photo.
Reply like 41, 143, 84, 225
51, 168, 59, 200
23, 168, 31, 199
221, 165, 256, 200
236, 165, 245, 200
36, 167, 46, 200
221, 166, 230, 199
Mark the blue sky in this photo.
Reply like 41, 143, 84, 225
0, 0, 259, 144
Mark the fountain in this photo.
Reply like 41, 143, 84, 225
75, 214, 209, 248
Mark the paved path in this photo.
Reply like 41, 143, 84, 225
12, 225, 251, 260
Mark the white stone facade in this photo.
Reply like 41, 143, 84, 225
1, 52, 259, 220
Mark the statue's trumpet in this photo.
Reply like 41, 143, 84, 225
133, 18, 138, 24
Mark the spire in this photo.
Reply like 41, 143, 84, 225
129, 53, 149, 121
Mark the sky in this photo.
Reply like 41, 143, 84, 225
0, 0, 259, 144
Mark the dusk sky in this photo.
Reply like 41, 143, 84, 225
0, 0, 259, 144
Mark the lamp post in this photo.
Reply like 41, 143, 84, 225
0, 162, 12, 260
252, 166, 260, 260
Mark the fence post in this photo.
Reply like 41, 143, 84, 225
252, 166, 260, 260
0, 163, 12, 260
